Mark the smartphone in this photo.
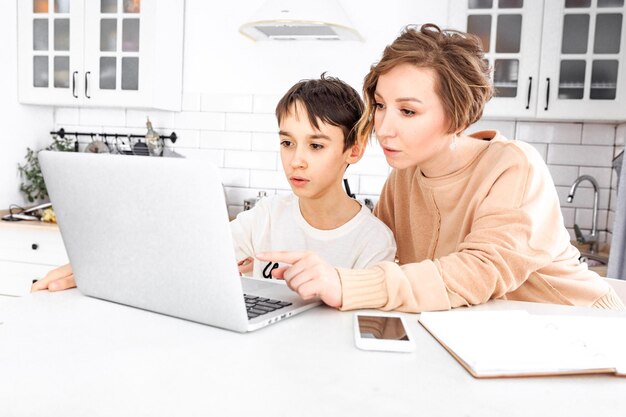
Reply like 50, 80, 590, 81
354, 313, 415, 352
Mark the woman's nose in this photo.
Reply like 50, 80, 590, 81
374, 111, 395, 139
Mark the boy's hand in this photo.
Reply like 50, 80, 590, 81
237, 257, 254, 275
31, 263, 76, 292
255, 251, 342, 308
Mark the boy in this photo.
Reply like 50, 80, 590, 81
32, 75, 396, 291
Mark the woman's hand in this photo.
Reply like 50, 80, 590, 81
255, 251, 342, 308
31, 263, 76, 292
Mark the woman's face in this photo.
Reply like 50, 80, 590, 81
373, 63, 452, 171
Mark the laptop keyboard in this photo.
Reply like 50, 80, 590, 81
244, 294, 292, 320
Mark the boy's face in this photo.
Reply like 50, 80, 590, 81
278, 102, 358, 200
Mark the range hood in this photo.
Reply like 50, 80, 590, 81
239, 0, 363, 41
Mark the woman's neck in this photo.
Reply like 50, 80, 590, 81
419, 134, 488, 178
298, 190, 361, 230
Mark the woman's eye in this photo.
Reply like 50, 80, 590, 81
310, 143, 324, 150
401, 108, 415, 116
374, 102, 385, 110
280, 140, 292, 148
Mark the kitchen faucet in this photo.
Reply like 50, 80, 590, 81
567, 175, 599, 253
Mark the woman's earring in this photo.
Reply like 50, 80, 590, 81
449, 134, 457, 151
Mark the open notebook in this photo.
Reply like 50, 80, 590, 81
419, 310, 626, 378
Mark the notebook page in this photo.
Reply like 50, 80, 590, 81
419, 310, 616, 377
534, 315, 626, 376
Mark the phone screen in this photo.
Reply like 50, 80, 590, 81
357, 315, 409, 341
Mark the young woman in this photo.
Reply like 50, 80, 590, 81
258, 24, 625, 312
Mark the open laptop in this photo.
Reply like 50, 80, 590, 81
39, 151, 321, 332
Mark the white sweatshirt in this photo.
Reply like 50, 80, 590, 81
230, 194, 397, 279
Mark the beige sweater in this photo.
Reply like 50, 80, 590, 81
339, 131, 624, 312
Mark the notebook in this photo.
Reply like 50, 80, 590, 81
38, 151, 321, 332
419, 310, 626, 378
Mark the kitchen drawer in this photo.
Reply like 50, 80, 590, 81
0, 222, 68, 266
0, 260, 53, 296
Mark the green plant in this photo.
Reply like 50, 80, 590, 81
18, 135, 74, 203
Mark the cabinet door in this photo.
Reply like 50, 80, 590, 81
538, 0, 626, 120
82, 0, 155, 107
449, 0, 545, 118
18, 0, 85, 106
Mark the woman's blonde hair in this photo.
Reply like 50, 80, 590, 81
356, 24, 493, 146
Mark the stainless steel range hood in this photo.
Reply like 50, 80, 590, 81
239, 0, 363, 41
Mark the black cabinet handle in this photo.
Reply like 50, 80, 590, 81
85, 71, 91, 99
72, 71, 78, 98
31, 243, 39, 250
544, 77, 551, 111
525, 76, 533, 110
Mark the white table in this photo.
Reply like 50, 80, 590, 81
1, 290, 625, 417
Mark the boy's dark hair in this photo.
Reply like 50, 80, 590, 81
275, 73, 364, 152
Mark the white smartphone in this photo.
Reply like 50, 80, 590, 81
354, 313, 415, 352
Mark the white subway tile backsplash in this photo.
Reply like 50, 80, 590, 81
560, 207, 575, 228
547, 165, 579, 187
253, 95, 281, 114
359, 175, 388, 195
249, 169, 290, 190
168, 129, 200, 148
224, 187, 273, 207
516, 122, 581, 144
174, 111, 225, 130
226, 113, 277, 133
220, 168, 250, 187
616, 123, 626, 146
608, 210, 615, 233
578, 167, 613, 189
126, 110, 174, 129
344, 174, 360, 195
346, 155, 389, 176
469, 119, 516, 139
224, 150, 277, 170
547, 144, 613, 167
574, 208, 608, 231
181, 92, 201, 112
581, 124, 615, 145
54, 107, 80, 125
80, 108, 126, 127
557, 186, 610, 210
201, 94, 253, 113
200, 131, 252, 150
251, 132, 280, 151
364, 138, 385, 156
173, 148, 224, 166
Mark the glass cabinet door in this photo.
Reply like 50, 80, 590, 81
18, 0, 85, 105
83, 0, 153, 106
449, 0, 544, 118
539, 0, 626, 119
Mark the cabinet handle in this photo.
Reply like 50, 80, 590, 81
544, 77, 550, 111
525, 77, 533, 110
85, 71, 91, 99
72, 71, 78, 98
31, 243, 39, 250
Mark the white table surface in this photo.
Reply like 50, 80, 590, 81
1, 289, 625, 417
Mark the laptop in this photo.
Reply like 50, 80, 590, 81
39, 151, 321, 332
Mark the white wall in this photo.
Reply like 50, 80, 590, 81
0, 0, 448, 210
0, 0, 54, 209
1, 0, 621, 243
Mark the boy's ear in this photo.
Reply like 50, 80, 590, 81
345, 143, 365, 165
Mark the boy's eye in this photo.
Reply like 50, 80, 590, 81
310, 143, 324, 150
280, 140, 293, 148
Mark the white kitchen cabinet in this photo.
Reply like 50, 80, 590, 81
0, 220, 68, 296
17, 0, 184, 111
449, 0, 626, 121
